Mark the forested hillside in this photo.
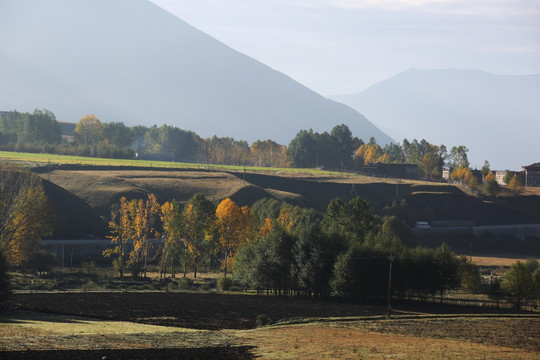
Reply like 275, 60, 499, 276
1, 110, 469, 178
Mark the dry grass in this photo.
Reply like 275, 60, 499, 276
470, 255, 539, 267
1, 311, 538, 358
237, 322, 537, 359
0, 311, 192, 336
43, 169, 245, 216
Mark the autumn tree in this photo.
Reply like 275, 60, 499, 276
214, 198, 252, 275
104, 197, 133, 277
450, 165, 476, 188
508, 176, 523, 193
104, 194, 161, 278
250, 140, 292, 168
74, 114, 104, 146
181, 193, 215, 277
481, 160, 491, 180
0, 163, 52, 265
355, 143, 384, 166
160, 200, 183, 278
131, 194, 161, 277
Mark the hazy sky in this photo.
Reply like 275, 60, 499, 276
149, 0, 540, 95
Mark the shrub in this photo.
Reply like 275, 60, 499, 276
502, 261, 536, 310
255, 314, 271, 327
127, 261, 143, 278
27, 250, 56, 275
217, 276, 233, 291
112, 257, 126, 277
483, 178, 500, 197
82, 261, 96, 274
168, 278, 193, 291
177, 277, 193, 290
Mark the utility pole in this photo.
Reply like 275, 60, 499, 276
387, 254, 396, 318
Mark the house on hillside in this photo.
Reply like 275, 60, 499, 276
442, 167, 451, 181
495, 170, 506, 185
523, 162, 540, 187
362, 162, 418, 180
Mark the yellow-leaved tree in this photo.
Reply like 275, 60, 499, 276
131, 194, 161, 278
508, 176, 524, 193
103, 196, 133, 277
104, 194, 160, 278
160, 200, 183, 278
0, 163, 52, 265
74, 114, 103, 146
215, 198, 252, 275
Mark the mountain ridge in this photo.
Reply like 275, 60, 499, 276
331, 68, 540, 170
0, 0, 392, 146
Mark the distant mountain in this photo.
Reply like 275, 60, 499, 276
332, 69, 540, 170
0, 0, 391, 146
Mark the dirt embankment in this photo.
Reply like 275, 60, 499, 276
36, 166, 540, 239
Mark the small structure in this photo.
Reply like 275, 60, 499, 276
495, 170, 507, 185
135, 153, 174, 162
442, 167, 451, 181
523, 162, 540, 187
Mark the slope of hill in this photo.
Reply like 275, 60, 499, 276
35, 165, 540, 240
0, 0, 391, 146
331, 69, 540, 170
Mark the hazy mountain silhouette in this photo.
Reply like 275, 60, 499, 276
0, 0, 392, 146
332, 69, 540, 170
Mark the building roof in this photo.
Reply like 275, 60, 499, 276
523, 162, 540, 171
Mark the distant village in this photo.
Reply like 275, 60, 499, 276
363, 161, 540, 187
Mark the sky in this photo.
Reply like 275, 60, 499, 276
149, 0, 540, 95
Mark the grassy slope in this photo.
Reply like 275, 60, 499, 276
2, 150, 539, 240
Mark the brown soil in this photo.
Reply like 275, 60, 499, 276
2, 292, 538, 359
1, 347, 255, 360
3, 292, 386, 330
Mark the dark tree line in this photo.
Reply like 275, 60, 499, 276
234, 197, 469, 301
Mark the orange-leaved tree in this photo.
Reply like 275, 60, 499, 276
0, 163, 52, 265
355, 143, 384, 166
508, 176, 524, 193
214, 198, 252, 275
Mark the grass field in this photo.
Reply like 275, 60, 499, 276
1, 309, 538, 359
0, 150, 342, 177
